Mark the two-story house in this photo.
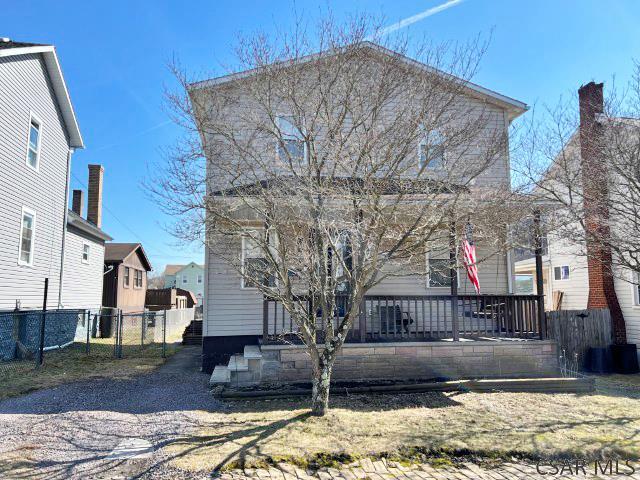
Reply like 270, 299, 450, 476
190, 42, 557, 384
0, 38, 84, 309
163, 262, 204, 305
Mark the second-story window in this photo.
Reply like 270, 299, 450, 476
182, 275, 188, 284
27, 113, 42, 170
82, 243, 90, 263
418, 129, 445, 171
197, 274, 203, 284
276, 115, 305, 162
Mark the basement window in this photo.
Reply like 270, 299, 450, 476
553, 265, 570, 281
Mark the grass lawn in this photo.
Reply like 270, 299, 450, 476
0, 341, 180, 400
164, 375, 640, 472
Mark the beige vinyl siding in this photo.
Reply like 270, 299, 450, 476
61, 228, 105, 309
544, 232, 589, 310
0, 53, 70, 309
205, 244, 263, 337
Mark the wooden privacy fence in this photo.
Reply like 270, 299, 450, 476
546, 309, 612, 369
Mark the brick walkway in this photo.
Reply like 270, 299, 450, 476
218, 458, 628, 480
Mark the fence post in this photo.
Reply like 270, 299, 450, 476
141, 312, 145, 348
85, 310, 90, 355
37, 278, 49, 367
118, 310, 124, 358
162, 311, 167, 358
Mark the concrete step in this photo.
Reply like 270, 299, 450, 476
243, 345, 263, 360
209, 365, 230, 385
227, 354, 249, 372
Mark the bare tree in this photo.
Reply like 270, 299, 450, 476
151, 15, 522, 415
514, 68, 640, 286
148, 271, 166, 290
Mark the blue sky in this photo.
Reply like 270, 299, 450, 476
4, 0, 640, 273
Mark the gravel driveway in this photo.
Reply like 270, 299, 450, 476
0, 346, 222, 479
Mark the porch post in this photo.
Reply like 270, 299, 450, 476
533, 209, 547, 339
262, 298, 269, 343
450, 219, 459, 341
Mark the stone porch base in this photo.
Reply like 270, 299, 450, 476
259, 340, 559, 384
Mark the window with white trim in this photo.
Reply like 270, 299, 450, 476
418, 129, 445, 171
553, 265, 570, 281
18, 207, 36, 266
241, 233, 276, 289
26, 113, 42, 170
182, 275, 188, 284
276, 115, 305, 162
124, 267, 130, 287
197, 274, 203, 284
633, 272, 640, 306
82, 243, 90, 263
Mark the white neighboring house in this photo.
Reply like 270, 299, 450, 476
163, 262, 204, 305
0, 37, 111, 311
61, 168, 113, 309
515, 82, 640, 355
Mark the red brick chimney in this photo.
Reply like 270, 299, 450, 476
71, 189, 84, 216
578, 81, 626, 344
87, 164, 104, 228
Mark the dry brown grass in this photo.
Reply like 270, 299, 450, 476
165, 375, 640, 472
0, 342, 180, 400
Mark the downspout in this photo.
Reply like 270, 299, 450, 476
506, 248, 514, 294
58, 147, 74, 308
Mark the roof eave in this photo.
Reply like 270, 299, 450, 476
67, 211, 113, 242
0, 45, 84, 148
188, 41, 528, 115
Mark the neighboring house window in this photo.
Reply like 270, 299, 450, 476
197, 274, 203, 284
18, 207, 36, 266
134, 269, 143, 288
26, 113, 42, 170
124, 267, 130, 287
276, 115, 305, 162
82, 243, 90, 264
182, 275, 188, 284
553, 265, 570, 281
427, 256, 453, 288
515, 274, 535, 294
418, 129, 445, 171
241, 233, 275, 288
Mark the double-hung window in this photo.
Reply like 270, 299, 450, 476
26, 113, 42, 170
182, 275, 188, 285
82, 243, 90, 263
134, 269, 143, 288
418, 128, 445, 171
553, 265, 570, 281
276, 115, 305, 162
197, 274, 203, 284
18, 207, 36, 266
124, 267, 130, 287
633, 272, 640, 306
241, 232, 276, 289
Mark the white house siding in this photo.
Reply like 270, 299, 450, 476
61, 228, 105, 309
0, 53, 70, 309
614, 269, 640, 350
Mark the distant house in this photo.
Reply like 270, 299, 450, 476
0, 38, 84, 309
145, 287, 197, 311
103, 243, 152, 312
61, 165, 112, 309
163, 262, 204, 305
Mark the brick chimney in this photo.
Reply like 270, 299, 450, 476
71, 189, 84, 216
87, 164, 104, 228
578, 81, 626, 344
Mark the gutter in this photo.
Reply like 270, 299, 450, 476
58, 147, 74, 308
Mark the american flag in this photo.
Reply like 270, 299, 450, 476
462, 223, 480, 294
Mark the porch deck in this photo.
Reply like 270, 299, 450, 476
263, 294, 546, 344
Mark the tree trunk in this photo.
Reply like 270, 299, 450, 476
311, 361, 332, 416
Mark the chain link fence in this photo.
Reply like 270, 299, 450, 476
0, 307, 195, 375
